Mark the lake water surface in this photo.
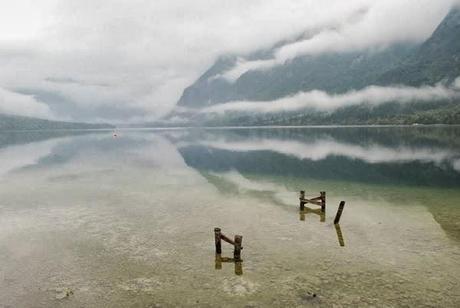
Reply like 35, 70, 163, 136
0, 126, 459, 307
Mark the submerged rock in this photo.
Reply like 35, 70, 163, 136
54, 287, 74, 300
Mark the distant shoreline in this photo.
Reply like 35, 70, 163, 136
2, 123, 460, 133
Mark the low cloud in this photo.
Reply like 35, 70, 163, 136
201, 78, 460, 114
219, 0, 456, 81
0, 0, 458, 122
215, 58, 277, 82
0, 87, 54, 119
0, 0, 373, 122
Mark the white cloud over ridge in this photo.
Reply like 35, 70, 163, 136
219, 0, 457, 81
201, 78, 460, 114
0, 0, 458, 122
0, 87, 54, 119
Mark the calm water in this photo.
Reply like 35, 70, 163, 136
0, 126, 459, 307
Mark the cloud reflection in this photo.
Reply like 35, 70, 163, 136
195, 138, 460, 170
0, 138, 64, 178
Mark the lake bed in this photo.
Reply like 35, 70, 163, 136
1, 127, 459, 307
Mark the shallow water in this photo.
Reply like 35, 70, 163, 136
0, 126, 459, 307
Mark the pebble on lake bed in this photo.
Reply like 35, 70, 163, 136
54, 287, 74, 300
299, 291, 318, 302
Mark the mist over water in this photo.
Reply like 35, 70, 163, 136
0, 126, 459, 307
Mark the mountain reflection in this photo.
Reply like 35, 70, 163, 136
0, 138, 62, 178
0, 127, 459, 243
197, 139, 458, 167
0, 130, 105, 178
175, 127, 460, 187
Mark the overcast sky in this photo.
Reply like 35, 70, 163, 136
0, 0, 458, 123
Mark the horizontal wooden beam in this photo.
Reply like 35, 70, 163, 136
299, 198, 322, 206
220, 233, 235, 246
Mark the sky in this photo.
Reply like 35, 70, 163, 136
0, 0, 458, 123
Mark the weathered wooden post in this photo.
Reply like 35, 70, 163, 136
299, 191, 305, 211
320, 191, 326, 212
334, 201, 346, 224
234, 235, 243, 261
214, 227, 222, 254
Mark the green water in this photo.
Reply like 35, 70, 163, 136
0, 127, 459, 307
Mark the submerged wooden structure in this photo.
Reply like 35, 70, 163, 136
215, 255, 243, 275
298, 191, 347, 247
299, 207, 325, 222
299, 190, 346, 224
214, 228, 243, 261
299, 191, 326, 212
211, 193, 348, 273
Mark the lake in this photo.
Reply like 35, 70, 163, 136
0, 126, 459, 307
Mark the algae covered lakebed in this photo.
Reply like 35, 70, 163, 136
0, 126, 459, 307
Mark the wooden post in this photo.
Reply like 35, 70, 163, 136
334, 201, 346, 224
320, 191, 326, 212
234, 235, 243, 261
214, 227, 222, 254
299, 191, 305, 211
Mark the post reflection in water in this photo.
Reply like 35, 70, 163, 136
215, 254, 243, 276
299, 208, 346, 247
334, 224, 345, 247
299, 207, 325, 222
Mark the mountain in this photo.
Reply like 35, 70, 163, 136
378, 7, 460, 86
178, 44, 416, 108
173, 7, 460, 125
0, 114, 114, 130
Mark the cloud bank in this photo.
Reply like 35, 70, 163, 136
0, 87, 54, 119
201, 78, 460, 114
0, 0, 458, 122
219, 0, 457, 81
